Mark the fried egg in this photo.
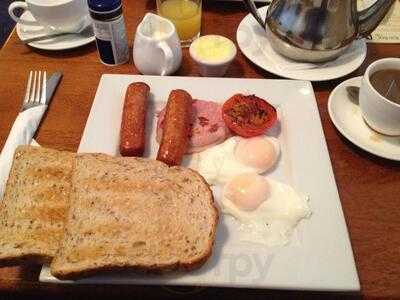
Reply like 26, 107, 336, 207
221, 173, 311, 246
189, 136, 280, 185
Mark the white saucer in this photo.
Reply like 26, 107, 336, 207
16, 11, 95, 51
328, 76, 400, 161
236, 6, 367, 81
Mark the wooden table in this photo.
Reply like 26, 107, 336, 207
0, 1, 399, 299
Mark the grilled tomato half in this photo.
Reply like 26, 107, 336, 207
222, 94, 277, 137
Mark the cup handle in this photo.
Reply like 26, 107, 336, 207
158, 41, 174, 76
8, 1, 39, 26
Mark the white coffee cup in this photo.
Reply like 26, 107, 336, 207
359, 57, 400, 136
8, 0, 89, 33
133, 13, 182, 76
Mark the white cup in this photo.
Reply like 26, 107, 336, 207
133, 13, 182, 76
8, 0, 89, 33
359, 58, 400, 136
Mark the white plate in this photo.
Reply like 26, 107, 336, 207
236, 6, 367, 81
16, 11, 95, 51
328, 76, 400, 161
40, 75, 359, 291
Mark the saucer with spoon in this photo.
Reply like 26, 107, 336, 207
328, 58, 400, 161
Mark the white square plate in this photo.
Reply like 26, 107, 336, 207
40, 75, 359, 291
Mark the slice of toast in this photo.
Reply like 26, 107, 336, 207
0, 145, 74, 266
50, 153, 218, 280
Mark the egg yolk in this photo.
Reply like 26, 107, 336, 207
235, 137, 277, 173
224, 173, 269, 211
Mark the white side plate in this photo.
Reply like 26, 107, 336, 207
40, 75, 359, 291
16, 11, 95, 51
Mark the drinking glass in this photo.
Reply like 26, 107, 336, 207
156, 0, 202, 47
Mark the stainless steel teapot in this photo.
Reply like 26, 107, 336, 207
243, 0, 395, 62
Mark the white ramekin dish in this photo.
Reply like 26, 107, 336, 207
189, 35, 237, 77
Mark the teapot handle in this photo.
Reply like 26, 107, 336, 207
242, 0, 266, 29
357, 0, 395, 37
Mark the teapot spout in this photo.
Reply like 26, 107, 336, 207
358, 0, 395, 37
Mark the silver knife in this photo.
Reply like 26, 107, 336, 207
46, 72, 63, 104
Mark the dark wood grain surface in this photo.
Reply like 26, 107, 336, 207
0, 1, 399, 299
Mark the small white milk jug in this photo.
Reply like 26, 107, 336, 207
133, 13, 182, 76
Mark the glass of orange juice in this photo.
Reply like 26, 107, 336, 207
156, 0, 202, 47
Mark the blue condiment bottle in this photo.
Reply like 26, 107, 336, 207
88, 0, 129, 65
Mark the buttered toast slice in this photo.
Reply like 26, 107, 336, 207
51, 153, 218, 279
0, 146, 74, 266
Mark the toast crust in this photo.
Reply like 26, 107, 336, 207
0, 254, 51, 267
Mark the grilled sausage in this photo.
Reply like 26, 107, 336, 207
156, 89, 192, 166
119, 82, 150, 157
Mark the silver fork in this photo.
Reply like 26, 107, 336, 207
21, 70, 47, 112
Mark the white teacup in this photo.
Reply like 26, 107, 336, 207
359, 58, 400, 136
133, 13, 182, 76
8, 0, 89, 33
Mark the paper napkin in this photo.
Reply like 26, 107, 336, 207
0, 105, 46, 197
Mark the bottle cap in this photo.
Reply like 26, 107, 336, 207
87, 0, 121, 13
